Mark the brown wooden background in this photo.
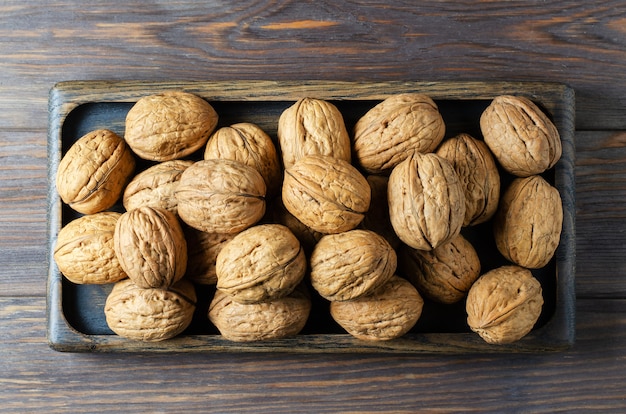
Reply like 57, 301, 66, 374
1, 1, 626, 412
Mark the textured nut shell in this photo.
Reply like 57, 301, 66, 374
398, 234, 481, 304
216, 224, 306, 304
123, 159, 193, 214
270, 197, 323, 254
310, 230, 397, 301
56, 129, 135, 214
282, 155, 371, 234
54, 212, 127, 284
360, 175, 402, 249
114, 207, 187, 289
466, 265, 543, 344
208, 285, 311, 342
105, 278, 196, 342
184, 226, 236, 285
388, 152, 465, 250
330, 276, 423, 341
436, 133, 500, 226
125, 91, 218, 161
480, 95, 561, 177
176, 159, 266, 234
494, 175, 563, 269
353, 93, 446, 174
277, 98, 351, 169
204, 123, 282, 196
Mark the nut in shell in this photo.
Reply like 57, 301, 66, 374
184, 227, 236, 285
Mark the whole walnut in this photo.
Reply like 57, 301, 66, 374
114, 206, 187, 289
436, 133, 500, 226
125, 91, 218, 161
466, 265, 543, 344
353, 93, 446, 174
277, 98, 351, 169
480, 95, 561, 177
388, 151, 465, 250
359, 175, 402, 250
56, 129, 135, 214
494, 175, 563, 269
282, 154, 371, 234
53, 212, 127, 284
184, 226, 236, 285
105, 278, 197, 342
330, 275, 424, 341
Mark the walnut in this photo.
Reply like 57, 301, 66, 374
330, 275, 423, 341
388, 152, 465, 250
480, 95, 561, 177
282, 154, 371, 234
105, 278, 197, 342
208, 284, 311, 342
466, 265, 543, 344
310, 229, 397, 301
175, 159, 266, 234
114, 206, 187, 289
436, 133, 500, 226
353, 93, 445, 174
184, 226, 236, 285
277, 98, 351, 170
124, 91, 218, 161
53, 212, 127, 284
269, 196, 323, 254
494, 175, 563, 269
56, 129, 135, 214
398, 234, 480, 304
215, 224, 306, 304
204, 122, 282, 196
359, 175, 401, 249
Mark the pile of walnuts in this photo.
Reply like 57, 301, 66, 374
54, 90, 562, 345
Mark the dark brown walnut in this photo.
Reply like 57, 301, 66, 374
388, 152, 465, 251
53, 212, 127, 285
330, 275, 424, 341
114, 206, 187, 289
216, 224, 306, 304
494, 175, 563, 269
466, 265, 543, 344
204, 122, 282, 196
269, 197, 323, 254
398, 234, 481, 304
277, 98, 351, 170
480, 95, 562, 177
310, 229, 397, 301
436, 133, 500, 226
359, 175, 402, 249
183, 226, 236, 285
282, 154, 371, 234
176, 159, 266, 234
123, 159, 193, 215
56, 129, 135, 214
353, 93, 446, 174
125, 91, 218, 161
105, 278, 197, 342
208, 284, 311, 342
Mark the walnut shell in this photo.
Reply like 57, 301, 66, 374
466, 265, 543, 344
175, 159, 266, 234
125, 91, 218, 161
269, 196, 323, 254
208, 284, 311, 342
282, 154, 371, 234
183, 227, 236, 285
310, 229, 397, 301
330, 275, 423, 341
105, 278, 197, 342
53, 212, 127, 284
114, 206, 187, 289
359, 175, 402, 250
388, 152, 465, 250
398, 234, 481, 304
216, 224, 306, 304
480, 95, 561, 177
494, 175, 563, 269
353, 93, 445, 174
56, 129, 135, 214
436, 133, 500, 226
277, 98, 351, 169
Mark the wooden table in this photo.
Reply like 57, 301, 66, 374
1, 1, 625, 411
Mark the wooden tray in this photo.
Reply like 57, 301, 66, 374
47, 80, 575, 353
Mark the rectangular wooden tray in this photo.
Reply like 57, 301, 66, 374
47, 80, 575, 353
